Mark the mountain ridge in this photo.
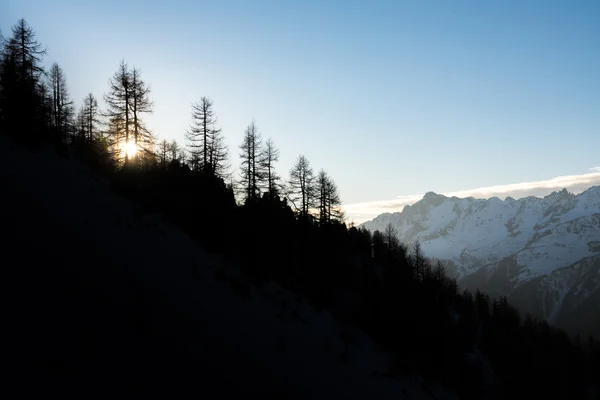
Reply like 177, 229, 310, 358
360, 186, 600, 336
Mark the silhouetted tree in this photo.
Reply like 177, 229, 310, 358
411, 240, 426, 281
186, 97, 218, 173
104, 60, 132, 164
130, 66, 153, 155
260, 137, 281, 198
383, 223, 400, 252
82, 93, 100, 146
157, 139, 170, 168
207, 123, 229, 178
0, 19, 47, 139
316, 169, 343, 224
288, 154, 315, 217
238, 120, 264, 202
170, 140, 181, 165
48, 63, 74, 143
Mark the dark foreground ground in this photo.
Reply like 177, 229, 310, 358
3, 174, 304, 398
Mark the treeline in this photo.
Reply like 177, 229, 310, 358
1, 19, 598, 400
0, 19, 344, 224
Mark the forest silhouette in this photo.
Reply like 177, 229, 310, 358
1, 19, 598, 399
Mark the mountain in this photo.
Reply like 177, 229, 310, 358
360, 188, 600, 337
1, 134, 456, 398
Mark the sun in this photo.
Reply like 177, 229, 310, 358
123, 141, 138, 158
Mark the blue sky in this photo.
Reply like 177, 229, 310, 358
2, 0, 599, 221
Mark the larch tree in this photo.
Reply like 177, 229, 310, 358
186, 97, 218, 173
48, 63, 74, 143
75, 106, 86, 143
0, 19, 47, 137
104, 62, 153, 165
170, 139, 181, 164
130, 66, 153, 155
207, 123, 229, 178
104, 60, 132, 164
411, 240, 425, 281
316, 169, 343, 224
383, 222, 400, 253
157, 139, 170, 168
238, 120, 264, 202
82, 93, 100, 146
260, 137, 281, 199
288, 154, 315, 217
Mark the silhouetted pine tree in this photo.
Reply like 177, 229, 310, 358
0, 19, 47, 140
104, 60, 132, 165
238, 120, 264, 202
186, 97, 219, 173
48, 63, 74, 144
157, 139, 170, 169
82, 93, 100, 147
207, 123, 229, 178
287, 154, 316, 217
315, 169, 343, 224
260, 137, 281, 198
129, 66, 153, 158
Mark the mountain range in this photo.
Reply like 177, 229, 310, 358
360, 187, 600, 337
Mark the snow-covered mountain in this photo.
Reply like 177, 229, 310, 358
361, 188, 600, 336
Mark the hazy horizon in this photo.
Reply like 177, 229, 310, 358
2, 0, 598, 218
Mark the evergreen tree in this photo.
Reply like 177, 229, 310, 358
383, 223, 400, 253
260, 137, 281, 198
238, 120, 264, 202
411, 240, 426, 281
316, 169, 343, 224
288, 154, 315, 217
48, 63, 74, 143
186, 97, 218, 173
82, 93, 100, 146
0, 19, 47, 138
104, 60, 132, 164
157, 139, 170, 168
130, 66, 153, 155
207, 122, 229, 178
170, 139, 181, 164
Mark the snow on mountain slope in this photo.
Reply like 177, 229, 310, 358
461, 254, 600, 338
1, 134, 455, 399
361, 188, 600, 334
361, 188, 600, 280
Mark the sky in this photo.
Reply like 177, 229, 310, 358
2, 0, 599, 223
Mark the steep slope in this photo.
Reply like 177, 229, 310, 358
461, 254, 600, 337
361, 188, 600, 334
1, 135, 453, 399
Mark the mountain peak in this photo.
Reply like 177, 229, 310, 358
544, 188, 573, 201
418, 191, 448, 208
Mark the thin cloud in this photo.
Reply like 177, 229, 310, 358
343, 169, 600, 225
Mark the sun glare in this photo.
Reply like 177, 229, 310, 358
123, 141, 138, 158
